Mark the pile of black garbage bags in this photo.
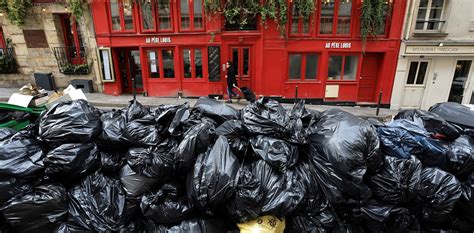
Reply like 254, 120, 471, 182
0, 98, 473, 232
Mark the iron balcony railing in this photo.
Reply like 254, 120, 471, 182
52, 46, 91, 75
0, 47, 17, 74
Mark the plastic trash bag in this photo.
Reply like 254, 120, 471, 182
418, 167, 462, 223
250, 135, 298, 172
453, 173, 474, 226
44, 143, 99, 180
240, 87, 257, 102
286, 100, 309, 144
39, 100, 101, 145
0, 138, 44, 178
1, 184, 67, 233
151, 103, 190, 135
187, 136, 239, 210
140, 182, 194, 225
241, 98, 288, 137
192, 97, 239, 124
100, 150, 126, 173
356, 205, 420, 233
225, 167, 264, 222
429, 102, 474, 129
443, 135, 474, 179
98, 110, 126, 146
366, 156, 422, 204
120, 164, 159, 197
379, 120, 449, 168
153, 218, 229, 233
251, 160, 305, 216
286, 213, 338, 233
126, 138, 177, 179
176, 122, 214, 171
237, 215, 285, 233
121, 121, 159, 147
0, 178, 30, 204
125, 100, 154, 123
308, 109, 381, 205
395, 109, 460, 141
215, 120, 249, 156
0, 128, 16, 142
68, 172, 136, 231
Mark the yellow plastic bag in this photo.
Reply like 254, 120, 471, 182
237, 215, 285, 233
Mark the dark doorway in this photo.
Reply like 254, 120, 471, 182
448, 60, 472, 103
358, 53, 382, 102
117, 48, 143, 93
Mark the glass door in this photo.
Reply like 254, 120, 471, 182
230, 46, 252, 88
118, 48, 143, 93
448, 60, 472, 103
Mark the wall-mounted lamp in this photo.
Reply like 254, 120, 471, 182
0, 12, 4, 17
64, 6, 68, 11
438, 42, 444, 47
42, 7, 46, 12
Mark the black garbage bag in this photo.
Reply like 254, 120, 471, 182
215, 120, 249, 156
100, 150, 126, 173
0, 128, 16, 142
140, 182, 194, 225
366, 156, 422, 204
0, 138, 44, 178
121, 121, 159, 147
395, 109, 460, 141
0, 178, 30, 204
68, 172, 136, 231
308, 109, 381, 206
120, 164, 159, 197
418, 167, 462, 224
355, 204, 420, 233
125, 100, 154, 123
225, 167, 264, 222
380, 120, 449, 168
241, 98, 288, 137
153, 218, 229, 232
192, 97, 239, 124
251, 160, 305, 216
1, 184, 67, 233
52, 221, 90, 233
453, 173, 474, 225
44, 143, 99, 180
429, 102, 474, 129
151, 103, 190, 135
187, 136, 239, 210
127, 138, 177, 179
250, 135, 298, 172
286, 213, 338, 233
443, 135, 474, 179
240, 87, 256, 102
176, 122, 214, 171
98, 110, 126, 146
286, 100, 309, 144
39, 100, 101, 145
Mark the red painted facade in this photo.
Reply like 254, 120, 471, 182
90, 0, 406, 104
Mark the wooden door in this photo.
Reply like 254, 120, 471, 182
118, 48, 143, 93
230, 46, 252, 88
358, 53, 381, 102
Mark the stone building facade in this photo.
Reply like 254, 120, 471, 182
0, 1, 101, 91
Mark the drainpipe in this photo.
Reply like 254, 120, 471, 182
404, 0, 417, 40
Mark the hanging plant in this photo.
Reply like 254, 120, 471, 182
0, 0, 32, 27
360, 0, 389, 45
223, 0, 260, 29
292, 0, 315, 19
204, 0, 222, 15
67, 0, 84, 21
260, 0, 288, 37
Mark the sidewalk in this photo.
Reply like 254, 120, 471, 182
0, 87, 398, 119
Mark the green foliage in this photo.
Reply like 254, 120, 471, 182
1, 0, 32, 27
260, 0, 288, 36
204, 0, 221, 15
360, 0, 390, 45
292, 0, 315, 19
68, 0, 83, 21
223, 0, 260, 29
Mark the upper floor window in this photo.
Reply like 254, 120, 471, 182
377, 0, 394, 35
140, 1, 172, 32
180, 0, 204, 31
320, 0, 353, 36
110, 0, 134, 32
290, 3, 311, 36
415, 0, 445, 31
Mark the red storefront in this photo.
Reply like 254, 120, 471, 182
90, 0, 406, 105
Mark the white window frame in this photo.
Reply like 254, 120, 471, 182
415, 0, 446, 31
405, 60, 430, 86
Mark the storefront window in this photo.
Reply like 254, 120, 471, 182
110, 0, 135, 32
180, 0, 203, 31
320, 0, 353, 35
147, 50, 159, 78
182, 48, 204, 79
289, 53, 319, 80
162, 49, 175, 78
290, 3, 311, 36
147, 48, 175, 79
328, 55, 358, 81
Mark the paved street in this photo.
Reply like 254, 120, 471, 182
0, 87, 398, 120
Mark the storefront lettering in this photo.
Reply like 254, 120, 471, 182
406, 45, 474, 54
145, 37, 172, 44
325, 42, 352, 49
